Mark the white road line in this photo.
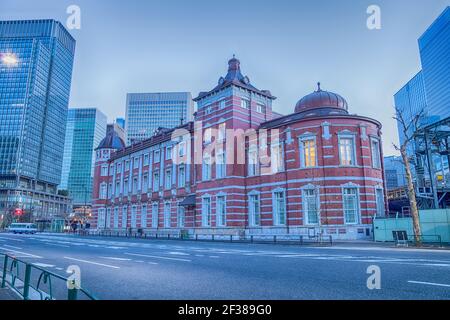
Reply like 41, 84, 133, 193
125, 252, 191, 262
168, 251, 190, 256
32, 263, 55, 268
0, 237, 25, 242
209, 256, 220, 259
99, 256, 132, 261
45, 243, 70, 248
408, 280, 450, 288
3, 245, 22, 250
0, 248, 42, 258
63, 257, 120, 269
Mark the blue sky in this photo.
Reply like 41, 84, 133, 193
1, 0, 449, 155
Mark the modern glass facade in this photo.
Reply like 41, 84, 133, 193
383, 156, 407, 190
394, 71, 429, 148
60, 108, 107, 206
419, 6, 450, 123
125, 92, 194, 145
0, 20, 75, 219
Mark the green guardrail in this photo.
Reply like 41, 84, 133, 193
0, 253, 97, 300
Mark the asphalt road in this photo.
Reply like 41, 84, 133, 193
0, 233, 449, 300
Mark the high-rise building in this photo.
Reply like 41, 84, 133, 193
125, 92, 194, 145
0, 20, 75, 219
115, 118, 125, 130
384, 156, 407, 190
419, 7, 450, 123
107, 122, 126, 144
60, 108, 107, 206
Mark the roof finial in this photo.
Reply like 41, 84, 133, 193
232, 53, 236, 59
317, 82, 321, 91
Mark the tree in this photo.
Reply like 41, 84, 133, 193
392, 107, 425, 246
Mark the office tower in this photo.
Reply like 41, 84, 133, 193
0, 19, 76, 218
125, 92, 194, 145
60, 108, 107, 207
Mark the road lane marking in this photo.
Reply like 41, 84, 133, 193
3, 245, 22, 250
63, 257, 120, 269
408, 280, 450, 288
32, 263, 55, 268
0, 248, 42, 258
45, 243, 70, 248
209, 256, 220, 258
99, 257, 132, 261
125, 253, 191, 262
0, 237, 25, 242
168, 251, 190, 256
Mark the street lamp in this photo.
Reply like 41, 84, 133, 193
0, 53, 19, 66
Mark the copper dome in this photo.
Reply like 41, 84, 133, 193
295, 83, 348, 114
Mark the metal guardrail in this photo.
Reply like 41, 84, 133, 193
0, 253, 97, 300
75, 230, 333, 246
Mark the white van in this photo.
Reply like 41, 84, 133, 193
8, 223, 38, 234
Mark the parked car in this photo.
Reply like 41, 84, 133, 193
8, 223, 38, 234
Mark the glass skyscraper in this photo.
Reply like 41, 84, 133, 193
125, 92, 194, 145
60, 108, 107, 206
419, 7, 450, 123
0, 20, 75, 219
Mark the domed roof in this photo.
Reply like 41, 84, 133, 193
97, 129, 125, 150
295, 83, 348, 114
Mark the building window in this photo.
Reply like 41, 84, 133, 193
247, 147, 259, 176
98, 208, 106, 229
203, 153, 211, 181
371, 138, 381, 169
303, 188, 319, 225
164, 202, 171, 228
177, 206, 185, 228
165, 169, 172, 189
125, 160, 130, 171
375, 188, 385, 217
122, 206, 128, 229
115, 181, 120, 197
113, 207, 119, 228
154, 150, 160, 163
109, 164, 114, 175
178, 165, 186, 188
142, 174, 148, 192
166, 146, 172, 160
249, 193, 261, 227
204, 128, 212, 144
343, 187, 359, 224
141, 204, 147, 228
108, 183, 112, 199
205, 105, 213, 114
216, 195, 226, 227
202, 196, 212, 227
219, 99, 226, 109
178, 142, 186, 157
153, 172, 159, 192
123, 179, 129, 196
300, 138, 317, 168
143, 154, 149, 166
101, 165, 108, 176
99, 183, 107, 199
241, 99, 250, 109
117, 163, 122, 173
131, 206, 137, 228
218, 123, 226, 142
271, 142, 284, 173
151, 203, 159, 228
256, 104, 265, 113
134, 157, 140, 169
273, 190, 286, 225
132, 176, 138, 193
216, 151, 226, 179
339, 136, 356, 166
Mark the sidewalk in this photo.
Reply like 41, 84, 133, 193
0, 287, 19, 300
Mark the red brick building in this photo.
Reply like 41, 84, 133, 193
92, 57, 386, 240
